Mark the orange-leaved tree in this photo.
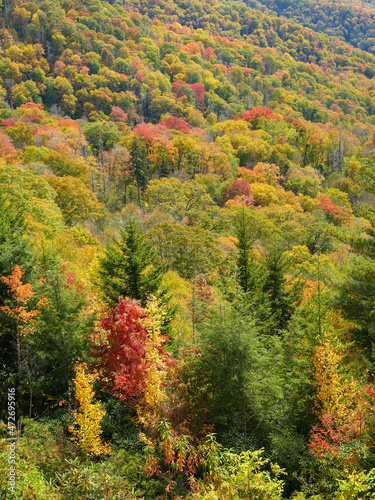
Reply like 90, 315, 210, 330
309, 316, 366, 464
0, 265, 47, 416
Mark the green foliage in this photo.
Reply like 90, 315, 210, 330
31, 261, 95, 409
191, 445, 285, 499
129, 136, 149, 205
196, 300, 287, 445
2, 0, 375, 496
97, 217, 162, 307
83, 121, 121, 153
148, 221, 221, 280
234, 208, 259, 293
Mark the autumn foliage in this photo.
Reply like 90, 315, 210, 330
69, 363, 110, 456
317, 194, 352, 225
240, 108, 281, 129
94, 298, 170, 404
0, 265, 46, 333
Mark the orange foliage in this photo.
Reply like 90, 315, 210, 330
0, 130, 18, 161
0, 265, 47, 333
238, 162, 281, 186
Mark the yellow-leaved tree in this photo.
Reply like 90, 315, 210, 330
309, 315, 366, 463
139, 295, 168, 414
69, 363, 110, 456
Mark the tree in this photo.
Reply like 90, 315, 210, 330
94, 298, 169, 404
234, 208, 259, 293
83, 121, 121, 154
261, 247, 301, 332
97, 218, 162, 307
0, 265, 46, 417
43, 175, 103, 226
69, 363, 110, 457
0, 193, 34, 292
148, 221, 221, 280
196, 300, 286, 445
0, 194, 35, 416
128, 136, 149, 205
27, 258, 95, 410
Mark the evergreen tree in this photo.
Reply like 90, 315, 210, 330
32, 261, 94, 412
261, 247, 302, 332
196, 300, 286, 449
233, 208, 265, 300
97, 218, 162, 307
336, 192, 375, 360
129, 137, 149, 205
234, 209, 256, 293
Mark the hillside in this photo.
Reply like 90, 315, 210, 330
1, 0, 375, 497
248, 0, 375, 54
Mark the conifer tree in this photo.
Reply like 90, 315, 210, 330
234, 209, 260, 294
261, 247, 301, 332
129, 137, 149, 205
97, 218, 162, 307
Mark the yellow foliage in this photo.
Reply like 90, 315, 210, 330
251, 182, 279, 206
276, 190, 303, 208
160, 271, 193, 340
313, 326, 365, 435
301, 195, 319, 212
346, 157, 360, 181
141, 296, 168, 409
69, 363, 110, 456
217, 236, 238, 255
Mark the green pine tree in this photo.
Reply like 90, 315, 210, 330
129, 137, 149, 205
261, 247, 302, 332
97, 218, 162, 307
234, 208, 256, 293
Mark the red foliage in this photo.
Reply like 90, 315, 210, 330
240, 107, 281, 129
1, 117, 18, 128
190, 275, 215, 326
134, 70, 145, 83
222, 179, 252, 203
204, 47, 216, 60
109, 106, 128, 123
365, 385, 375, 400
172, 80, 189, 96
309, 413, 352, 458
131, 56, 144, 72
159, 116, 190, 134
284, 116, 307, 134
53, 60, 66, 75
190, 83, 205, 105
172, 80, 206, 107
94, 298, 169, 404
317, 194, 351, 225
19, 103, 43, 112
133, 122, 162, 145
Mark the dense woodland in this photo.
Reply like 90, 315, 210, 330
1, 0, 375, 497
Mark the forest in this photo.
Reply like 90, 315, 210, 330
1, 0, 375, 497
